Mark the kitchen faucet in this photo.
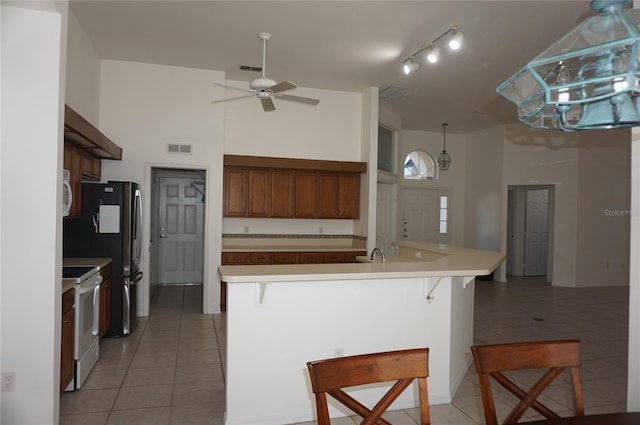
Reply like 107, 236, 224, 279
370, 247, 386, 263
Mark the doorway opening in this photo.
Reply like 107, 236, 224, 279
507, 185, 554, 279
150, 168, 206, 296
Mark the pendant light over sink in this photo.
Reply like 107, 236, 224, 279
497, 0, 640, 131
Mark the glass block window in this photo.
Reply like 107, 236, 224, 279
404, 150, 436, 180
378, 124, 394, 173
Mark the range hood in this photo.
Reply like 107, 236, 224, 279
64, 105, 122, 160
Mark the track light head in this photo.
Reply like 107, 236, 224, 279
449, 29, 464, 50
427, 45, 442, 64
403, 59, 419, 75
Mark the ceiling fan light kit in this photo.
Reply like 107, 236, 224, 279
401, 25, 464, 74
212, 32, 320, 112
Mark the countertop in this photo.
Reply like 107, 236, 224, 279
62, 257, 112, 294
222, 244, 366, 253
219, 242, 504, 283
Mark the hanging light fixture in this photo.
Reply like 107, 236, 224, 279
438, 123, 451, 170
497, 0, 640, 131
400, 26, 463, 74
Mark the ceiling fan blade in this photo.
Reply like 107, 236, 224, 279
214, 82, 254, 93
275, 93, 320, 106
261, 97, 276, 112
268, 80, 297, 93
211, 94, 255, 104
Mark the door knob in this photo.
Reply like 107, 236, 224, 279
160, 234, 167, 239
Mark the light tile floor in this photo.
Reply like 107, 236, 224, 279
60, 277, 629, 424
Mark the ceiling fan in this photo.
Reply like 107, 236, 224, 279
212, 32, 320, 112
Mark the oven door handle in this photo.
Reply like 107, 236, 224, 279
75, 275, 103, 296
92, 284, 100, 336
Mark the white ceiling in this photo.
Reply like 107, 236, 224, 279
69, 0, 594, 134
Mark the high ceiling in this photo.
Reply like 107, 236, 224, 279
69, 0, 593, 134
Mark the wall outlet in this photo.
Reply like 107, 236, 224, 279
334, 348, 344, 357
415, 251, 422, 259
244, 226, 249, 234
2, 372, 15, 392
319, 226, 323, 234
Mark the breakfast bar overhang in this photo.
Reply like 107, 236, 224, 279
218, 242, 505, 425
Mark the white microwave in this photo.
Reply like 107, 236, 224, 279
63, 169, 72, 217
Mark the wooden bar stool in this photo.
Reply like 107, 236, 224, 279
307, 348, 430, 425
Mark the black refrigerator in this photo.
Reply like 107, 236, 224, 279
64, 181, 143, 337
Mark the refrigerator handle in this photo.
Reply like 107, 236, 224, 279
123, 278, 130, 335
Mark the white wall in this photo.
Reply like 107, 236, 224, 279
400, 129, 466, 246
465, 125, 504, 269
575, 129, 630, 287
502, 125, 581, 286
99, 60, 225, 314
1, 2, 68, 423
628, 126, 640, 409
65, 9, 100, 125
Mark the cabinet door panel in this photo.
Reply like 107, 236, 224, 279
248, 170, 270, 217
249, 252, 271, 264
295, 171, 318, 218
222, 252, 249, 264
270, 170, 295, 218
272, 252, 297, 264
224, 169, 247, 217
318, 173, 339, 218
338, 173, 360, 219
298, 252, 323, 264
322, 252, 344, 263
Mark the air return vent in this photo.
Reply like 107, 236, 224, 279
379, 86, 417, 99
239, 65, 262, 72
166, 144, 192, 154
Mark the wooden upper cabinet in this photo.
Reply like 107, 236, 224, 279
318, 172, 360, 219
295, 171, 318, 218
222, 156, 366, 219
248, 169, 270, 217
318, 173, 339, 218
338, 173, 360, 219
270, 170, 295, 218
224, 168, 247, 217
81, 151, 101, 181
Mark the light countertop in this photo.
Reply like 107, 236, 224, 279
219, 242, 504, 283
62, 257, 112, 294
222, 244, 366, 252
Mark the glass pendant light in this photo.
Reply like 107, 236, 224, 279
497, 0, 640, 131
438, 123, 451, 170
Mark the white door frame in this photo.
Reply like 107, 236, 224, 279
150, 168, 206, 286
140, 162, 217, 317
506, 185, 555, 279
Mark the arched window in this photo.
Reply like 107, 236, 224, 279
403, 150, 437, 180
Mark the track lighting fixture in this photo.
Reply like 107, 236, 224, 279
403, 58, 419, 75
449, 28, 464, 50
427, 45, 441, 64
401, 25, 463, 75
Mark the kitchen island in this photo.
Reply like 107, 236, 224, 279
218, 242, 504, 425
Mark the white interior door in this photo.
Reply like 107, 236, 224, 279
401, 189, 438, 243
376, 183, 396, 255
157, 176, 205, 284
524, 189, 549, 276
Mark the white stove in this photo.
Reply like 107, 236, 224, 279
63, 265, 102, 391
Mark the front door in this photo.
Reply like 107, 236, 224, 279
157, 175, 205, 284
401, 189, 438, 243
376, 183, 396, 255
